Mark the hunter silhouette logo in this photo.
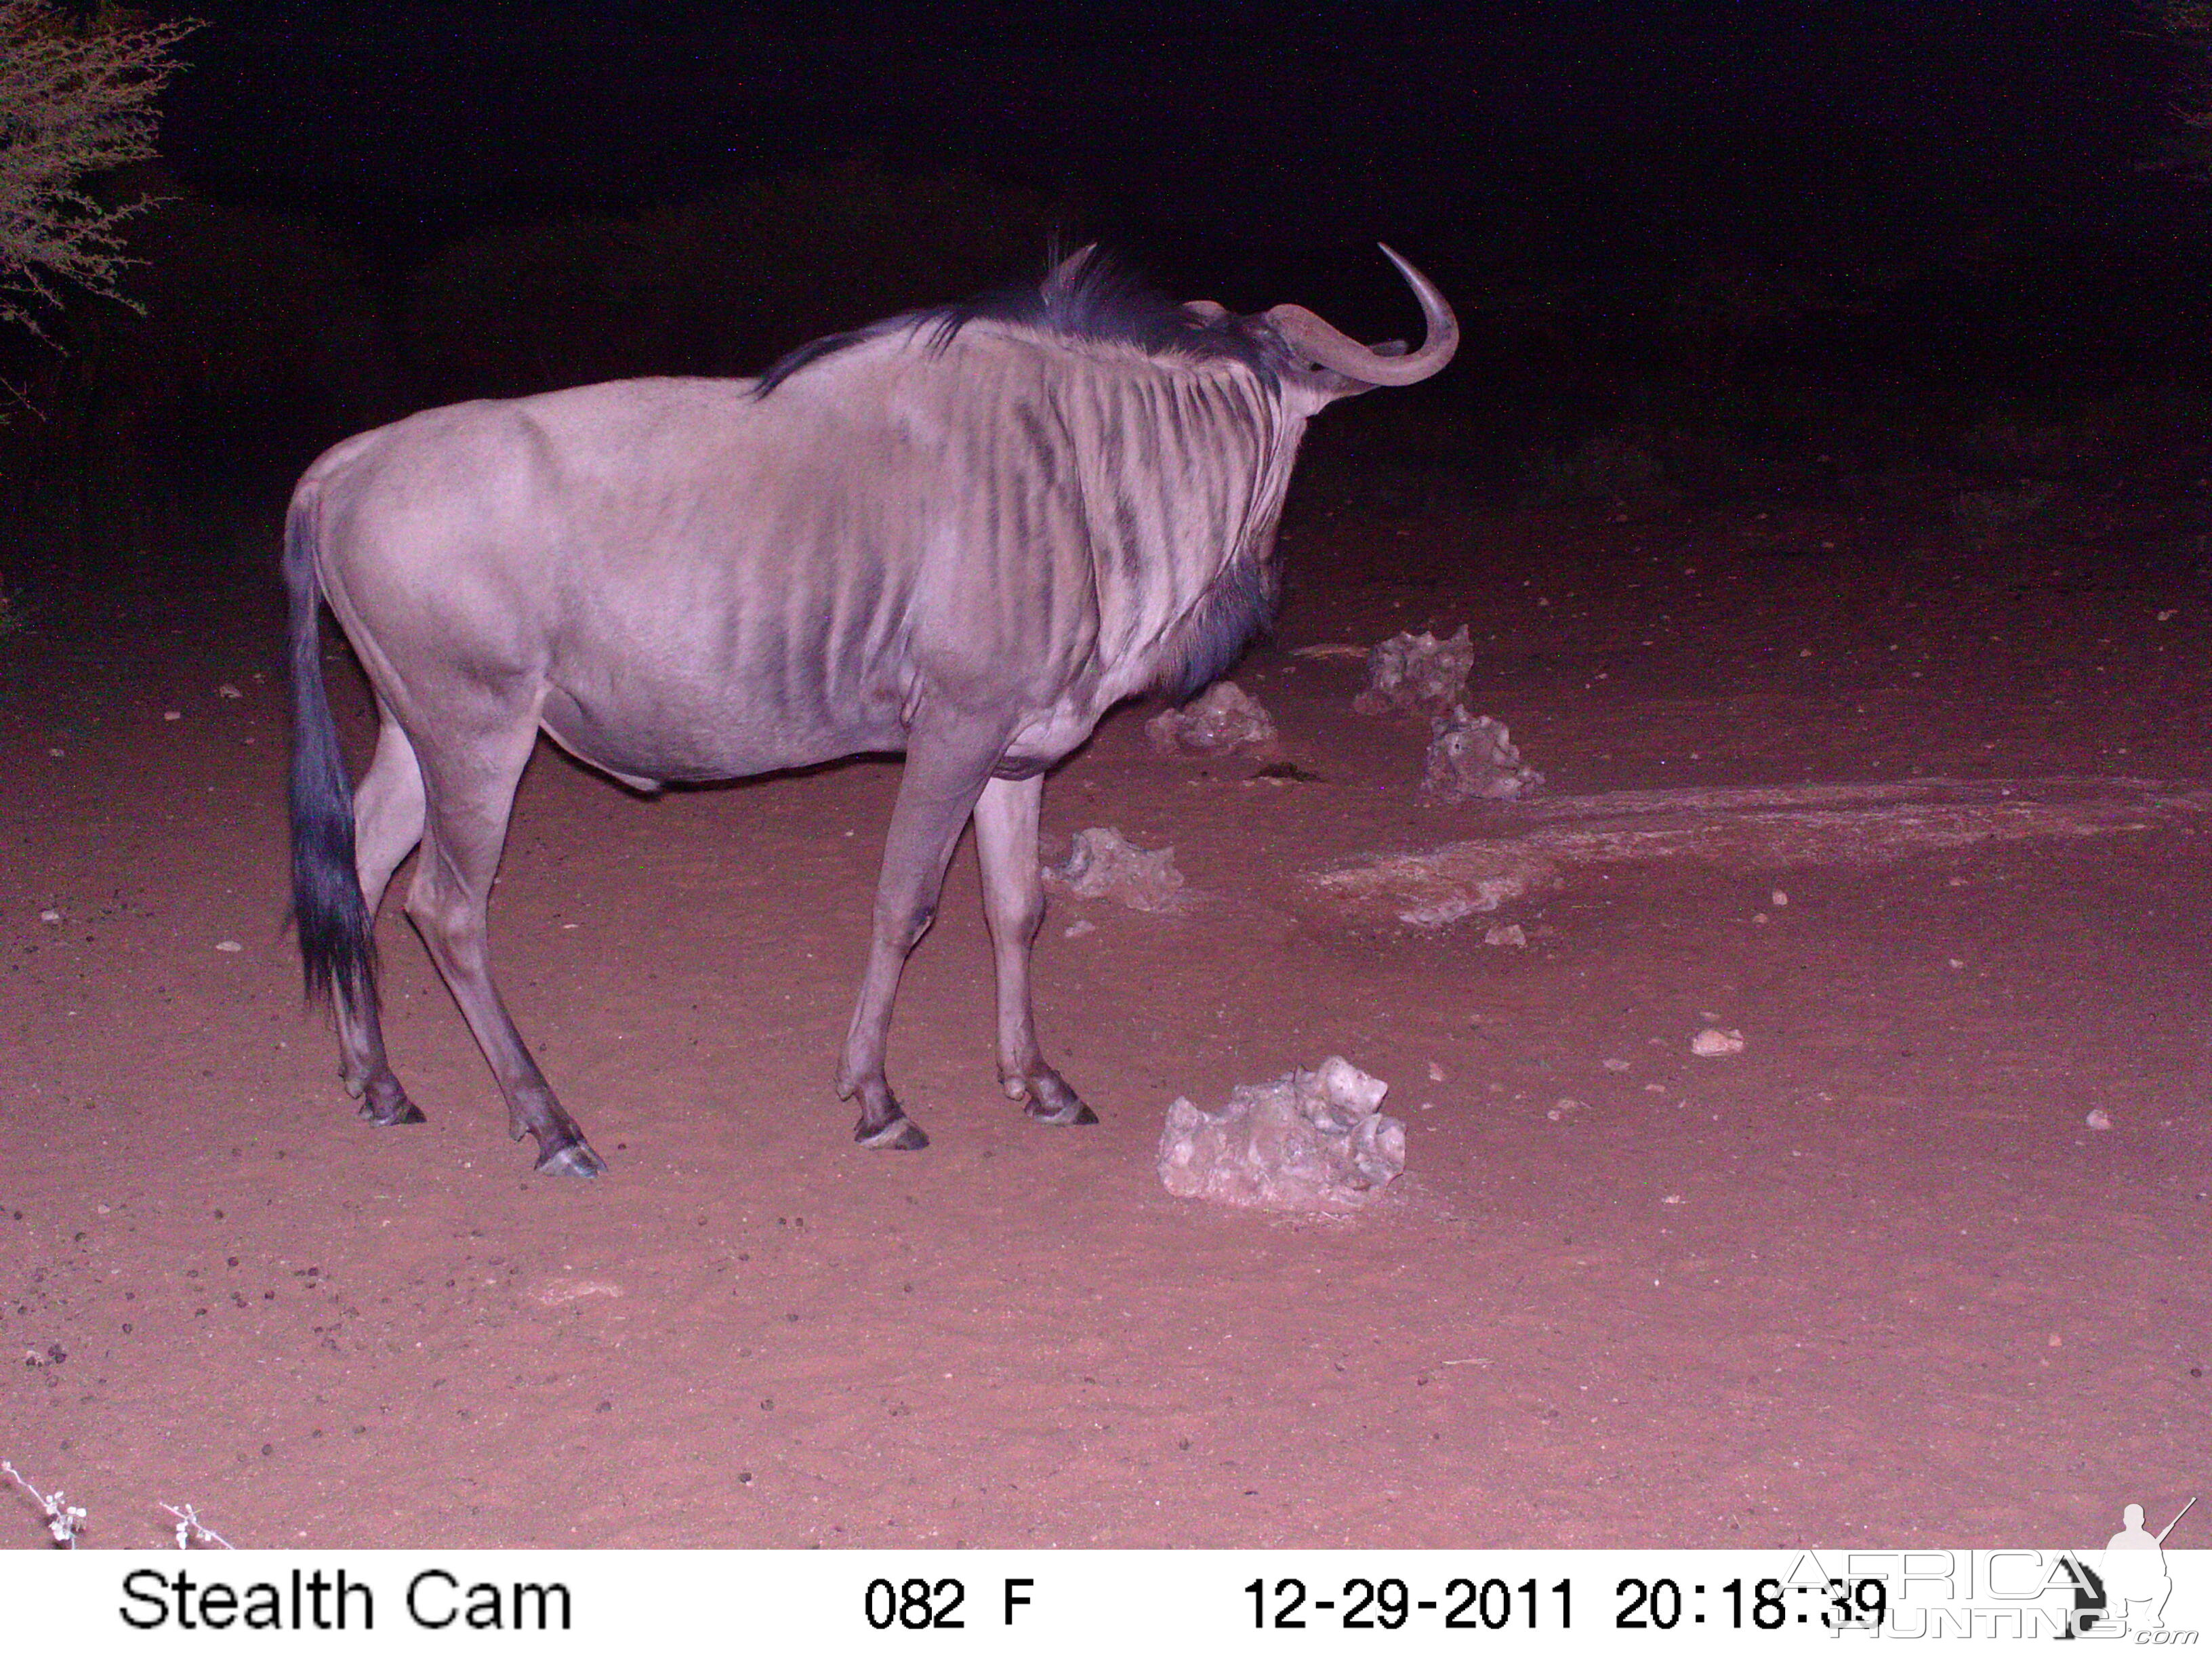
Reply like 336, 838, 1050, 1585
2066, 1496, 2197, 1638
2101, 1497, 2194, 1634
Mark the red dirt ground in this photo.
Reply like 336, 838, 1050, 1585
2, 471, 2205, 1549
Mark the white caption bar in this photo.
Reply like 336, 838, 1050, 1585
5, 1549, 2206, 1652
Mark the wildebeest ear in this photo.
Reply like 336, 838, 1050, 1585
1370, 339, 1409, 358
1183, 300, 1231, 323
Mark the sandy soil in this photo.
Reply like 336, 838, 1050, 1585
2, 467, 2205, 1549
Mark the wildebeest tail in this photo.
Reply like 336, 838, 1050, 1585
285, 485, 374, 1008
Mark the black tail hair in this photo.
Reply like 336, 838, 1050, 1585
285, 487, 375, 1009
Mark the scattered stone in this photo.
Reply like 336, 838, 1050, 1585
1159, 1057, 1406, 1212
1353, 626, 1474, 716
1603, 1058, 1630, 1072
1303, 779, 2212, 931
2085, 1109, 2113, 1131
1690, 1027, 1746, 1057
38, 909, 61, 925
1547, 1097, 1584, 1122
1422, 708, 1545, 804
1307, 843, 1556, 930
1426, 1061, 1446, 1082
529, 1276, 623, 1307
217, 684, 243, 700
1045, 827, 1185, 912
1771, 889, 1789, 906
1483, 922, 1527, 947
215, 940, 243, 954
1062, 918, 1096, 939
1145, 680, 1276, 756
162, 711, 180, 722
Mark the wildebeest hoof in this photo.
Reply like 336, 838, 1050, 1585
356, 1093, 426, 1127
1025, 1098, 1099, 1127
535, 1140, 608, 1177
857, 1115, 929, 1151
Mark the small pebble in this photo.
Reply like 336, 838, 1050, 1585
1690, 1027, 1745, 1058
218, 684, 243, 699
2085, 1109, 2112, 1131
216, 940, 243, 954
1427, 1061, 1446, 1082
1771, 889, 1788, 906
39, 909, 62, 924
1602, 1058, 1629, 1072
1063, 918, 1096, 939
1483, 922, 1526, 948
163, 711, 180, 722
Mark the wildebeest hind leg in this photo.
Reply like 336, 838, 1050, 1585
836, 713, 1008, 1149
337, 709, 427, 1126
974, 775, 1094, 1126
405, 718, 608, 1177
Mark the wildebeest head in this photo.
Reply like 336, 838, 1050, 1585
759, 241, 1458, 411
1175, 243, 1459, 409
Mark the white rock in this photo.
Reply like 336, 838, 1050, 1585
1158, 1057, 1406, 1212
1355, 627, 1475, 716
1421, 708, 1545, 804
38, 909, 61, 924
1144, 680, 1276, 756
2085, 1109, 2113, 1131
217, 684, 243, 699
1690, 1027, 1745, 1057
1044, 827, 1185, 912
216, 940, 243, 954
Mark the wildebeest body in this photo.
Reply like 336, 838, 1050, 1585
288, 247, 1456, 1172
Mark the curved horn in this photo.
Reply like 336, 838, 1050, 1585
1263, 244, 1458, 386
1046, 243, 1099, 289
1182, 299, 1231, 323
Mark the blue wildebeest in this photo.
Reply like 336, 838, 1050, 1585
287, 246, 1456, 1174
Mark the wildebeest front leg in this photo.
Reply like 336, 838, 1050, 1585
974, 774, 1095, 1126
836, 715, 1007, 1149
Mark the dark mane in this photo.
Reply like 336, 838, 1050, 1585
754, 247, 1275, 396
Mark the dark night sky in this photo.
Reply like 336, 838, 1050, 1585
157, 0, 2172, 261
